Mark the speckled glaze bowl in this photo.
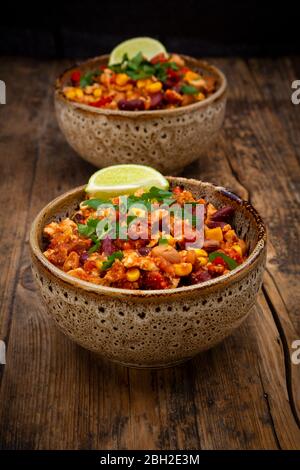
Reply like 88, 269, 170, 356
30, 177, 266, 368
55, 55, 227, 174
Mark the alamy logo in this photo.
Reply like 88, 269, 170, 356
0, 80, 6, 104
0, 340, 6, 364
291, 80, 300, 105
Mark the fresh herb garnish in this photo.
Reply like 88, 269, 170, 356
101, 251, 124, 271
208, 251, 238, 270
80, 70, 101, 88
109, 52, 179, 82
78, 218, 111, 253
96, 221, 114, 240
158, 237, 168, 245
88, 240, 101, 254
83, 198, 107, 209
180, 84, 198, 95
77, 218, 99, 238
127, 215, 137, 225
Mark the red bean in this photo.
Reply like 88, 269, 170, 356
80, 252, 89, 264
207, 220, 226, 229
190, 270, 212, 284
150, 92, 164, 109
102, 237, 116, 256
118, 99, 145, 111
211, 206, 234, 221
138, 247, 151, 256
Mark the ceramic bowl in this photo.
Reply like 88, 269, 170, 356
30, 177, 266, 368
55, 55, 227, 174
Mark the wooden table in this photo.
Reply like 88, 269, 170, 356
0, 57, 300, 450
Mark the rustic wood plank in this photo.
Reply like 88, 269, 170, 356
0, 58, 57, 372
215, 57, 300, 425
184, 56, 300, 447
0, 57, 299, 450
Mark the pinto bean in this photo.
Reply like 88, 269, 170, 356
63, 251, 79, 272
151, 245, 181, 264
118, 99, 145, 111
211, 206, 234, 222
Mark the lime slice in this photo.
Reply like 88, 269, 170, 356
109, 37, 167, 65
85, 164, 169, 199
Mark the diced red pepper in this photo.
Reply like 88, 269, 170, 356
180, 67, 189, 74
212, 256, 227, 267
71, 70, 81, 84
167, 68, 180, 81
151, 53, 168, 64
90, 96, 113, 108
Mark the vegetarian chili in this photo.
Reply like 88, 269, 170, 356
43, 186, 248, 289
62, 52, 217, 111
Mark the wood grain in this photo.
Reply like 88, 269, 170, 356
0, 56, 299, 450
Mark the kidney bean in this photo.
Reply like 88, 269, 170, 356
190, 270, 212, 284
207, 220, 227, 229
211, 206, 234, 222
138, 246, 151, 256
141, 271, 169, 290
203, 239, 220, 251
150, 92, 164, 109
80, 252, 89, 264
102, 237, 116, 256
73, 213, 85, 223
118, 99, 145, 111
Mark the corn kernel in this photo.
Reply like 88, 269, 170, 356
173, 263, 193, 277
95, 260, 103, 270
137, 79, 151, 89
232, 244, 242, 256
205, 227, 223, 241
224, 229, 238, 242
93, 87, 102, 98
115, 73, 130, 86
194, 248, 208, 257
198, 256, 208, 266
196, 92, 205, 101
165, 235, 176, 247
126, 268, 140, 282
65, 88, 76, 99
238, 239, 247, 255
146, 81, 163, 93
75, 88, 84, 98
184, 70, 200, 82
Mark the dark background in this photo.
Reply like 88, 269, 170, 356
0, 0, 299, 59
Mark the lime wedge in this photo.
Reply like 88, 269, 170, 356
85, 164, 169, 199
109, 37, 167, 65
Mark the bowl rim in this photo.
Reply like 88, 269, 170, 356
55, 54, 227, 118
30, 177, 266, 298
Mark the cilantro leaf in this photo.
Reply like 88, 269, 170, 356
88, 240, 101, 254
158, 237, 168, 245
96, 220, 114, 240
80, 70, 100, 88
181, 84, 198, 95
127, 215, 137, 225
77, 218, 99, 237
101, 251, 124, 271
83, 198, 107, 209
